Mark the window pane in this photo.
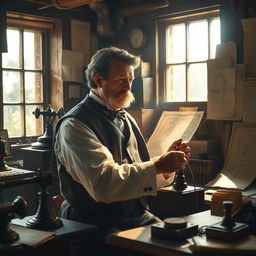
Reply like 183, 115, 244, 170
210, 18, 221, 59
188, 63, 207, 101
26, 105, 44, 136
188, 20, 208, 62
24, 31, 42, 70
3, 71, 21, 103
25, 72, 43, 103
166, 65, 186, 101
4, 105, 23, 137
2, 29, 21, 68
166, 24, 185, 63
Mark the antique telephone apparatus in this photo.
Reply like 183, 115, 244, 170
0, 170, 62, 243
153, 142, 205, 218
169, 142, 205, 214
31, 105, 65, 150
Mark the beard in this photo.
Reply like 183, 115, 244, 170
109, 90, 135, 109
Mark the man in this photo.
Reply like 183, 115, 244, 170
54, 47, 189, 253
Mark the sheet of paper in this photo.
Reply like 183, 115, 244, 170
207, 67, 236, 120
242, 79, 256, 122
207, 57, 232, 70
242, 18, 256, 74
71, 19, 91, 65
146, 111, 204, 158
215, 41, 237, 66
62, 50, 84, 82
10, 223, 55, 247
207, 64, 243, 121
206, 123, 256, 190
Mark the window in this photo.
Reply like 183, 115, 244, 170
157, 8, 220, 105
1, 27, 44, 139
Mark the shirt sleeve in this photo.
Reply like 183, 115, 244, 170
156, 173, 175, 188
151, 156, 175, 188
54, 117, 157, 203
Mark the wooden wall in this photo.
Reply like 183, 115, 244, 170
2, 0, 252, 167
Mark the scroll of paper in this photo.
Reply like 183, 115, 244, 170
147, 111, 204, 158
206, 122, 256, 190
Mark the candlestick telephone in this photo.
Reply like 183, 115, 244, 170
233, 199, 256, 235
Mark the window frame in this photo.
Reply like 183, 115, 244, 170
156, 6, 220, 111
0, 13, 53, 144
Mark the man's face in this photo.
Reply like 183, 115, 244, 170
93, 60, 135, 109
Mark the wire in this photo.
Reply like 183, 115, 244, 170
185, 161, 198, 206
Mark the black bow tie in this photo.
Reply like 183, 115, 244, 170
105, 108, 126, 121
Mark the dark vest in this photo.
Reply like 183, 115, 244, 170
55, 96, 151, 228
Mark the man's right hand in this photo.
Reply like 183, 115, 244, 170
153, 150, 187, 175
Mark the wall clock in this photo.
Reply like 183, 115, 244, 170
128, 28, 147, 50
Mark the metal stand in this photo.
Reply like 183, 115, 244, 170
206, 201, 250, 241
173, 170, 188, 191
31, 105, 64, 150
26, 170, 63, 229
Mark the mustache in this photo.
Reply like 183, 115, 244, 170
113, 90, 135, 108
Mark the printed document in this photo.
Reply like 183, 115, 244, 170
147, 111, 204, 158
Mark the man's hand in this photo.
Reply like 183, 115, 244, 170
153, 150, 187, 175
167, 138, 183, 151
167, 139, 190, 161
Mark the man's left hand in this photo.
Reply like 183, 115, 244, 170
167, 139, 190, 161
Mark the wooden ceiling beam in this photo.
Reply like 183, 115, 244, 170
116, 0, 169, 17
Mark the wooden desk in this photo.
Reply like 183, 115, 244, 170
0, 167, 35, 182
0, 168, 37, 215
106, 211, 222, 256
0, 217, 97, 256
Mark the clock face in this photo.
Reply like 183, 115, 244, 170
128, 28, 147, 49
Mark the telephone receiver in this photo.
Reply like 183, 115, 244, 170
173, 141, 187, 191
233, 199, 256, 235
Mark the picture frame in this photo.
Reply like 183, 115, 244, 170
63, 81, 89, 111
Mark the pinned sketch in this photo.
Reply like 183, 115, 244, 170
207, 67, 236, 119
207, 64, 244, 121
206, 123, 256, 190
146, 111, 204, 158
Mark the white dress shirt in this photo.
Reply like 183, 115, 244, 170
54, 91, 174, 204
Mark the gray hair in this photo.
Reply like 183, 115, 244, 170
85, 47, 141, 89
